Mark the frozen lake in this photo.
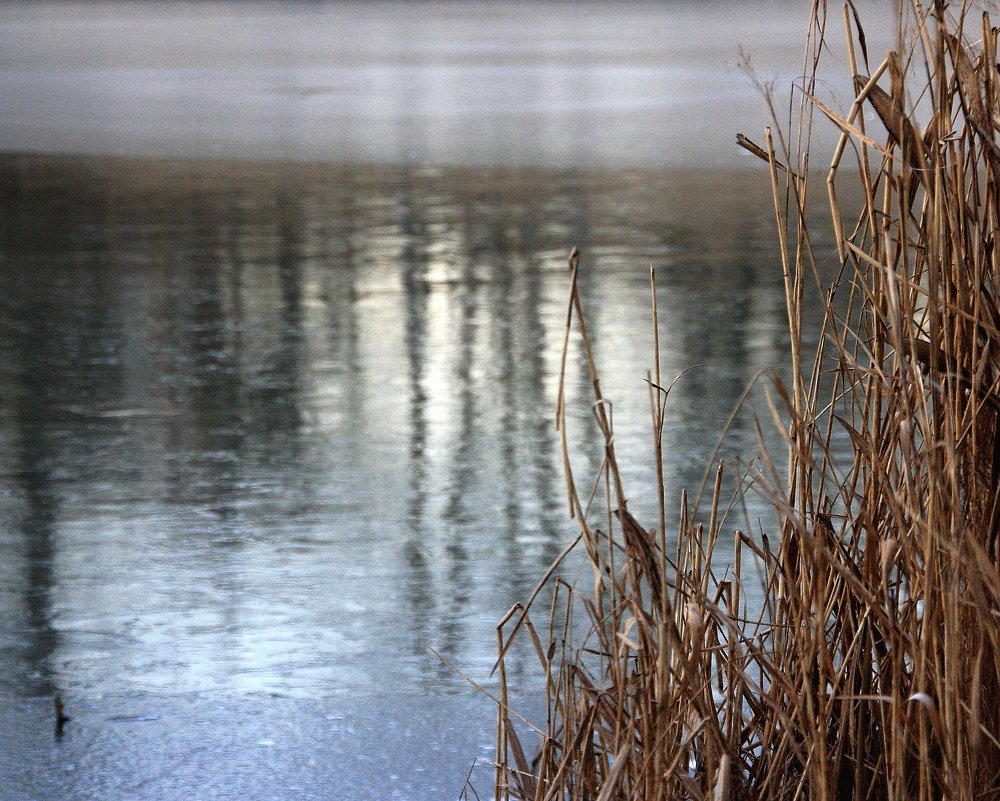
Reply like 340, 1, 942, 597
0, 0, 829, 168
0, 2, 882, 800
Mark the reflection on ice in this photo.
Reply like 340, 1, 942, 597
0, 156, 821, 706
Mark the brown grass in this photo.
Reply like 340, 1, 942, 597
488, 2, 1000, 799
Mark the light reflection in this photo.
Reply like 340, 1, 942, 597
0, 156, 817, 702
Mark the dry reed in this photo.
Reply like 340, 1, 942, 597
489, 2, 1000, 798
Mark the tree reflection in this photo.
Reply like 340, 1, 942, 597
0, 156, 799, 698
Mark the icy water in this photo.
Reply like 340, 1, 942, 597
0, 155, 825, 801
0, 2, 867, 800
0, 0, 818, 168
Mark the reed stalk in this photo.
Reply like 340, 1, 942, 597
490, 2, 1000, 798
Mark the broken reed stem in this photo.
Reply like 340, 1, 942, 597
492, 2, 1000, 799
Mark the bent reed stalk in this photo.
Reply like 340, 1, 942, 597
489, 2, 1000, 799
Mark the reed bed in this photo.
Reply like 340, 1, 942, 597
489, 2, 1000, 798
